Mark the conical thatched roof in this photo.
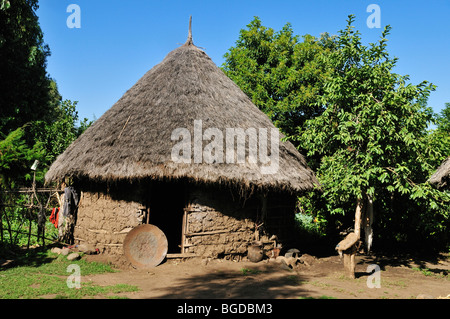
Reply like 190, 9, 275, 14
45, 21, 319, 194
429, 157, 450, 190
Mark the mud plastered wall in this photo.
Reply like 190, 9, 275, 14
184, 187, 266, 258
184, 187, 298, 259
74, 191, 144, 254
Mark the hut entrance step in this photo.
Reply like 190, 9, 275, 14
166, 253, 198, 259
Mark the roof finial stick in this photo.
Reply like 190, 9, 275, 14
186, 15, 193, 45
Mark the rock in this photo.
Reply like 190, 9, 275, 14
77, 243, 97, 255
201, 258, 210, 266
50, 247, 62, 254
67, 252, 81, 261
416, 294, 434, 299
278, 258, 293, 271
285, 257, 299, 268
275, 256, 286, 263
299, 254, 316, 267
285, 249, 301, 259
60, 248, 70, 256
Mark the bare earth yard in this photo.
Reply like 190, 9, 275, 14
84, 253, 450, 299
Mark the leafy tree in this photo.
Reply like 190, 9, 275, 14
0, 126, 45, 189
426, 102, 450, 187
0, 0, 60, 135
34, 100, 93, 165
435, 103, 450, 134
222, 17, 336, 140
0, 1, 92, 188
294, 16, 449, 252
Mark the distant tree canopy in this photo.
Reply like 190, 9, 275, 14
435, 103, 450, 135
0, 0, 91, 188
0, 0, 61, 135
224, 16, 450, 252
222, 17, 336, 141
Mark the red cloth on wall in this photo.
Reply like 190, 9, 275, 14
49, 207, 60, 228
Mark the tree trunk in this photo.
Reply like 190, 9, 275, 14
343, 244, 357, 279
354, 197, 363, 238
343, 197, 364, 279
363, 195, 374, 253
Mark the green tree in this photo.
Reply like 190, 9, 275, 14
0, 126, 45, 189
435, 103, 450, 134
34, 100, 92, 165
222, 17, 336, 140
295, 16, 449, 252
0, 0, 60, 135
0, 1, 92, 188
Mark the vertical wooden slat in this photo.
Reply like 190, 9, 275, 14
181, 208, 187, 253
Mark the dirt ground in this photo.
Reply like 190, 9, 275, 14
84, 252, 450, 299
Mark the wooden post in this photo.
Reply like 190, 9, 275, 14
336, 197, 364, 279
186, 16, 193, 45
27, 208, 32, 250
181, 209, 187, 253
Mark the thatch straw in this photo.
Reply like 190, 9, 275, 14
429, 157, 450, 190
45, 26, 319, 194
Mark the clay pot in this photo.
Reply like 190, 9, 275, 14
247, 241, 264, 263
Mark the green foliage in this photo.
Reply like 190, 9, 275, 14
435, 103, 450, 134
0, 0, 93, 250
222, 17, 336, 140
427, 103, 450, 161
226, 16, 450, 252
0, 99, 92, 189
0, 126, 45, 188
0, 0, 61, 135
34, 99, 93, 165
294, 15, 449, 250
0, 0, 10, 10
0, 249, 139, 299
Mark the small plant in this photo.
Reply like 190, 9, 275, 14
240, 268, 261, 276
298, 295, 337, 299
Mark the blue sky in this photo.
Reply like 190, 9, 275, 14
36, 0, 450, 123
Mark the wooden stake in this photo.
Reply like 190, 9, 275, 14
185, 16, 193, 45
181, 209, 187, 253
339, 197, 364, 279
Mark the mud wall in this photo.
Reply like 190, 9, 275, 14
183, 186, 298, 259
74, 191, 144, 255
73, 181, 298, 260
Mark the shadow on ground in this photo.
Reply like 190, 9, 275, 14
153, 263, 310, 299
0, 243, 57, 270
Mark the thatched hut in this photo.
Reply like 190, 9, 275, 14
45, 19, 319, 262
429, 157, 450, 190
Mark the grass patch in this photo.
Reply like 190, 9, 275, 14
411, 267, 449, 279
0, 248, 139, 299
240, 268, 261, 276
298, 295, 337, 299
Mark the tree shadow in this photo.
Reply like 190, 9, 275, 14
0, 243, 57, 271
356, 252, 449, 275
152, 263, 310, 299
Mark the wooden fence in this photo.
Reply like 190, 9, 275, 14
0, 184, 61, 249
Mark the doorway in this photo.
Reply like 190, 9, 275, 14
146, 180, 186, 254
